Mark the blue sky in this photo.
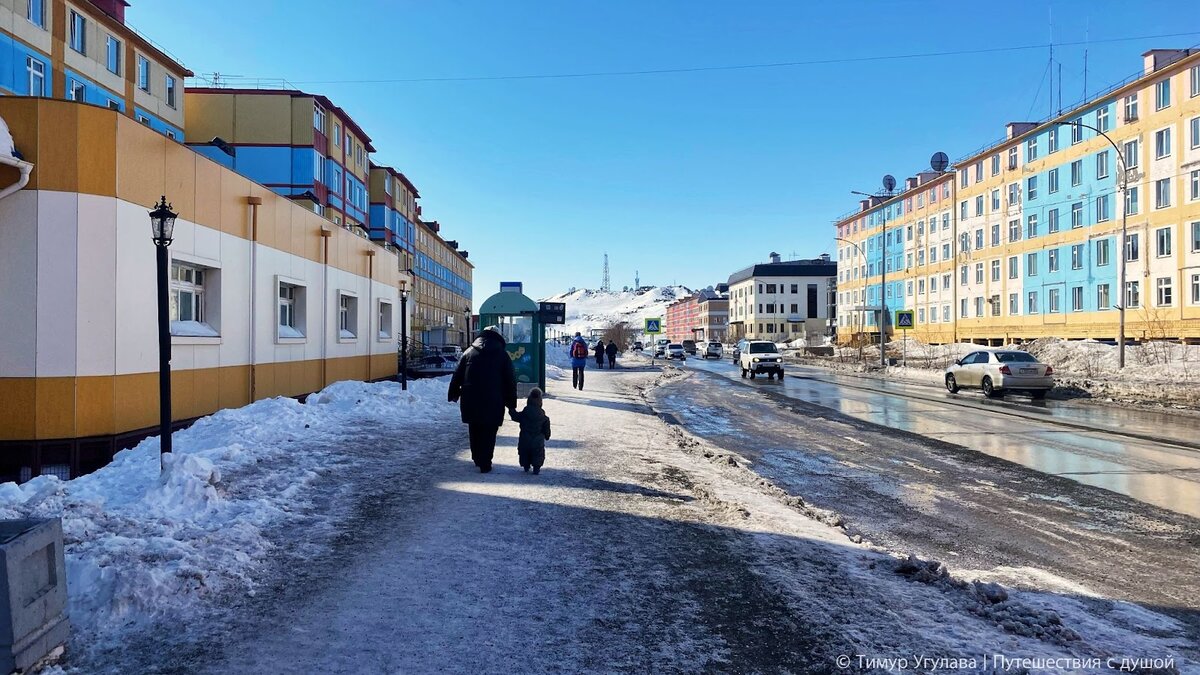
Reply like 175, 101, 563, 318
132, 0, 1195, 304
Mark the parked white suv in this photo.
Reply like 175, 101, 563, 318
739, 341, 784, 379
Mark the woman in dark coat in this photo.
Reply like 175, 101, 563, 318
448, 327, 517, 473
605, 340, 618, 369
594, 341, 605, 367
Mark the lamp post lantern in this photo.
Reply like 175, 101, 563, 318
1056, 120, 1128, 368
148, 196, 177, 467
464, 306, 472, 345
399, 274, 410, 391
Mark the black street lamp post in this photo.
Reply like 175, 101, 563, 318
400, 276, 410, 391
149, 196, 177, 466
463, 306, 471, 345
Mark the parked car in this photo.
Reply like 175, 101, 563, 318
410, 355, 458, 378
732, 338, 749, 363
944, 350, 1054, 399
665, 343, 686, 360
681, 339, 698, 355
739, 340, 784, 379
702, 341, 724, 359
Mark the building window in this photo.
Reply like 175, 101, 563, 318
990, 223, 1000, 246
1071, 244, 1083, 270
1048, 288, 1061, 313
1096, 194, 1110, 222
975, 262, 984, 284
1192, 274, 1200, 304
1096, 106, 1110, 132
1007, 146, 1018, 170
1156, 226, 1172, 257
1009, 293, 1019, 315
1048, 249, 1059, 272
1155, 178, 1171, 209
27, 0, 45, 28
69, 79, 85, 102
1026, 137, 1038, 162
1098, 284, 1110, 310
1193, 65, 1200, 98
69, 11, 86, 54
1047, 208, 1059, 233
1126, 186, 1139, 215
1026, 252, 1037, 276
1028, 291, 1039, 314
1026, 176, 1038, 200
26, 57, 45, 97
974, 161, 983, 182
1071, 119, 1083, 144
1124, 139, 1139, 169
1008, 256, 1019, 279
339, 293, 359, 339
1126, 281, 1140, 308
1096, 239, 1110, 266
1155, 128, 1171, 159
1126, 233, 1140, 261
170, 263, 219, 336
1007, 220, 1019, 242
137, 114, 150, 126
1028, 214, 1040, 238
1070, 160, 1082, 186
1070, 286, 1083, 312
1124, 94, 1138, 122
166, 76, 177, 109
106, 36, 122, 74
1007, 182, 1019, 205
314, 104, 326, 131
1096, 151, 1109, 179
1156, 277, 1173, 306
943, 243, 950, 259
1048, 168, 1058, 194
975, 297, 985, 317
1191, 117, 1200, 149
1193, 221, 1200, 252
378, 300, 394, 340
991, 153, 1001, 174
975, 195, 984, 216
1071, 202, 1083, 228
1155, 79, 1171, 110
277, 284, 301, 338
137, 56, 150, 92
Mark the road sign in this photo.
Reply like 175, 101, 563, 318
538, 302, 566, 324
895, 310, 914, 329
644, 317, 662, 334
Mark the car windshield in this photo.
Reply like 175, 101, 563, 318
995, 352, 1038, 363
669, 344, 682, 348
748, 343, 778, 354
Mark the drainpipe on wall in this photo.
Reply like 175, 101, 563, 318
247, 196, 263, 401
365, 249, 375, 382
321, 227, 333, 387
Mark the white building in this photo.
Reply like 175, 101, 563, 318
727, 253, 838, 342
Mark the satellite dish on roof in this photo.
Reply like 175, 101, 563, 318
930, 151, 949, 173
882, 174, 896, 193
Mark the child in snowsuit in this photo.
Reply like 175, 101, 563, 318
509, 388, 552, 474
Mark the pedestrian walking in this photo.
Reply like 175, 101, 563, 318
509, 388, 551, 474
569, 332, 589, 390
447, 326, 517, 473
593, 341, 605, 368
605, 340, 618, 369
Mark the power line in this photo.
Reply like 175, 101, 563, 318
278, 31, 1200, 86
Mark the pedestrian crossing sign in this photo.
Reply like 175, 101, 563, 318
895, 310, 914, 329
644, 318, 662, 334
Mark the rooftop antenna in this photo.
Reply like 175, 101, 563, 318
602, 252, 611, 292
1048, 5, 1054, 117
1083, 17, 1089, 102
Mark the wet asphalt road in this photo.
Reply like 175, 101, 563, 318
647, 358, 1200, 640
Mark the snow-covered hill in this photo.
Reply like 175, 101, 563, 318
542, 286, 691, 336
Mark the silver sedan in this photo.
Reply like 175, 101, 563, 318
945, 350, 1054, 399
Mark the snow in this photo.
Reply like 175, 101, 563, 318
0, 377, 452, 664
338, 328, 356, 339
541, 286, 691, 336
277, 325, 303, 339
169, 320, 219, 337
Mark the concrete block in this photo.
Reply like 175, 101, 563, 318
0, 519, 68, 674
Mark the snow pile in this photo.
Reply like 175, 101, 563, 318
0, 377, 453, 659
541, 286, 691, 337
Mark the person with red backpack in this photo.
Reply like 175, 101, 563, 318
569, 332, 589, 390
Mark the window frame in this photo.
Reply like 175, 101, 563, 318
165, 75, 177, 109
338, 291, 360, 341
27, 0, 45, 28
137, 55, 151, 92
1155, 79, 1171, 111
26, 56, 45, 97
106, 35, 122, 75
69, 10, 86, 54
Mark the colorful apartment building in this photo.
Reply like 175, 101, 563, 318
184, 88, 375, 235
0, 98, 402, 482
727, 254, 838, 342
665, 291, 729, 343
411, 219, 474, 347
367, 163, 419, 261
835, 48, 1200, 345
1, 0, 189, 136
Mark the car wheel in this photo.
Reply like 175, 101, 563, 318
1031, 389, 1048, 400
981, 376, 1001, 398
945, 374, 959, 393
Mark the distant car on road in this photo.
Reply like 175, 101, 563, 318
739, 340, 784, 379
655, 338, 670, 356
665, 343, 686, 360
632, 341, 644, 351
410, 355, 458, 378
681, 339, 698, 355
702, 341, 723, 359
732, 338, 749, 363
944, 350, 1054, 399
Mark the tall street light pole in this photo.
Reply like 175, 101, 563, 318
400, 274, 410, 391
1056, 120, 1128, 369
851, 186, 895, 368
148, 196, 177, 469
